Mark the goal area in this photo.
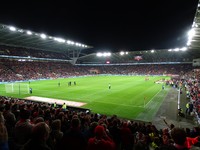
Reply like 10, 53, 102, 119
5, 83, 30, 94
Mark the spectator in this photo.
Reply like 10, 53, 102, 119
21, 122, 51, 150
0, 112, 9, 150
88, 125, 115, 150
47, 119, 63, 150
14, 109, 33, 149
57, 118, 87, 150
171, 127, 188, 150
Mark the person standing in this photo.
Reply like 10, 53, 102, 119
53, 102, 57, 108
29, 88, 32, 94
186, 102, 189, 115
108, 83, 111, 89
62, 103, 67, 111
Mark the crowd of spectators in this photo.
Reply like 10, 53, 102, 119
0, 45, 68, 59
0, 59, 194, 82
0, 95, 199, 150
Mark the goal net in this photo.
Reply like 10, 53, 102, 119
5, 83, 30, 94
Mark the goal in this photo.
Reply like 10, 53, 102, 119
5, 83, 30, 94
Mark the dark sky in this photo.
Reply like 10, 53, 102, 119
0, 0, 198, 53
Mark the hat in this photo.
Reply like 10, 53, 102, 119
95, 125, 104, 137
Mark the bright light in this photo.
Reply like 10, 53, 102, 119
26, 31, 32, 35
125, 52, 128, 54
106, 61, 110, 64
180, 47, 187, 51
151, 50, 154, 53
103, 52, 110, 57
188, 29, 195, 39
168, 49, 172, 51
9, 26, 16, 31
120, 51, 125, 55
18, 29, 24, 33
96, 52, 111, 57
174, 48, 179, 51
40, 34, 46, 39
97, 53, 103, 57
75, 43, 81, 46
187, 41, 191, 46
54, 37, 65, 43
67, 40, 75, 45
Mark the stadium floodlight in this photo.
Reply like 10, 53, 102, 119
18, 29, 24, 33
125, 52, 128, 54
9, 26, 16, 31
97, 52, 103, 57
54, 37, 65, 43
151, 50, 154, 53
96, 52, 111, 57
174, 48, 179, 51
105, 52, 111, 57
168, 49, 172, 51
180, 47, 187, 51
188, 28, 195, 39
67, 40, 75, 45
120, 51, 125, 55
26, 31, 32, 35
187, 41, 191, 46
75, 43, 82, 46
40, 33, 47, 39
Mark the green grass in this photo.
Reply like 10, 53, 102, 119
0, 75, 170, 121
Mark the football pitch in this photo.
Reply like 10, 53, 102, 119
0, 75, 171, 121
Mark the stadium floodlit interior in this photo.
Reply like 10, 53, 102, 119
1, 2, 200, 150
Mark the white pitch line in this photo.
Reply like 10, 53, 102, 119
144, 89, 162, 107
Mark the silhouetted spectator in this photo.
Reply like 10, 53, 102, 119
21, 122, 51, 150
88, 125, 115, 150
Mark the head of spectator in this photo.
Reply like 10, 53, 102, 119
51, 119, 61, 131
32, 122, 50, 141
171, 127, 187, 149
90, 121, 98, 131
71, 118, 80, 129
94, 125, 105, 139
19, 109, 30, 120
33, 117, 44, 124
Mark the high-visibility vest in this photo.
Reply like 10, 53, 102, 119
62, 104, 67, 109
53, 103, 57, 108
186, 103, 189, 108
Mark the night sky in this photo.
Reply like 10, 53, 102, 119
0, 0, 198, 53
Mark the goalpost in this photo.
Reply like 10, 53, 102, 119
5, 83, 30, 94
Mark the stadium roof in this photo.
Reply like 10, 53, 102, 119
0, 0, 200, 64
0, 23, 92, 53
188, 1, 200, 51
